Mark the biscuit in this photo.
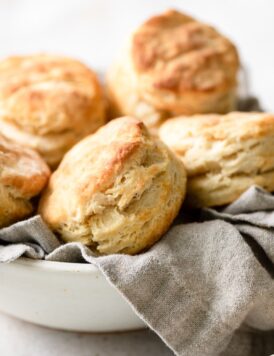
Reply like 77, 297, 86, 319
0, 134, 50, 227
107, 9, 239, 132
159, 112, 274, 207
0, 54, 106, 167
39, 116, 186, 255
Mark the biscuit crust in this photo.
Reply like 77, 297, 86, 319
39, 117, 186, 255
0, 54, 106, 167
0, 134, 50, 227
107, 10, 239, 131
159, 112, 274, 207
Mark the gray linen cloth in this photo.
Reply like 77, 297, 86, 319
1, 186, 274, 356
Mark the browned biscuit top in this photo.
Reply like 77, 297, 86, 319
39, 116, 186, 254
0, 54, 104, 136
132, 9, 239, 92
0, 133, 50, 198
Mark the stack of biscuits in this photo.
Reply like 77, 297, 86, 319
1, 9, 273, 255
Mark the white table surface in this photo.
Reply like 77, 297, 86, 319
0, 1, 273, 355
0, 312, 172, 356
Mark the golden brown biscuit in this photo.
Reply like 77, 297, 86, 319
159, 112, 274, 207
39, 116, 186, 255
0, 134, 50, 227
107, 9, 239, 133
0, 54, 106, 167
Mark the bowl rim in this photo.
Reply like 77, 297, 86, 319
12, 257, 99, 273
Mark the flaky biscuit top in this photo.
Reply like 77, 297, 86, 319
0, 134, 50, 198
39, 116, 186, 254
160, 112, 274, 176
159, 112, 274, 207
131, 10, 239, 95
107, 9, 240, 130
0, 54, 105, 136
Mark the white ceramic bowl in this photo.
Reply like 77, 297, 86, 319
0, 258, 145, 332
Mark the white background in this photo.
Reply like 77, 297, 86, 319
0, 1, 273, 355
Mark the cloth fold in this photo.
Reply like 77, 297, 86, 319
1, 186, 274, 356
